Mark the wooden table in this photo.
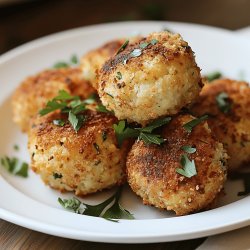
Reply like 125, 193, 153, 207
0, 220, 205, 249
0, 0, 249, 248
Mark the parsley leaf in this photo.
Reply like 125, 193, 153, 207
70, 54, 78, 65
116, 72, 122, 80
139, 42, 149, 49
53, 54, 79, 69
113, 121, 139, 147
116, 40, 129, 55
139, 133, 164, 145
102, 188, 134, 221
68, 112, 86, 132
206, 71, 222, 82
113, 117, 171, 147
216, 92, 231, 114
181, 145, 196, 154
1, 156, 28, 177
39, 100, 68, 115
183, 115, 208, 133
53, 62, 70, 69
96, 104, 110, 113
53, 173, 63, 179
150, 39, 158, 45
140, 117, 171, 133
54, 90, 76, 101
58, 187, 134, 221
176, 154, 197, 178
13, 144, 19, 151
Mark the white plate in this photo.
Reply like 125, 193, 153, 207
0, 21, 249, 243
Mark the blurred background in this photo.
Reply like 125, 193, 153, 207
0, 0, 249, 54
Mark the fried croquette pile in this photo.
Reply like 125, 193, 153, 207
11, 31, 250, 216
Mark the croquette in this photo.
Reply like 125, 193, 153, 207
80, 39, 126, 90
12, 68, 96, 132
190, 79, 250, 171
28, 110, 130, 196
99, 32, 203, 125
126, 114, 227, 215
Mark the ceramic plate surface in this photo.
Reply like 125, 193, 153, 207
0, 21, 249, 243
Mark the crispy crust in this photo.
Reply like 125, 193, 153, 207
12, 68, 96, 132
80, 39, 129, 89
191, 79, 250, 171
28, 110, 131, 196
99, 32, 202, 125
126, 114, 227, 215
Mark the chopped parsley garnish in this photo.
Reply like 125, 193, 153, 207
53, 119, 65, 127
130, 49, 142, 57
206, 71, 222, 82
183, 115, 208, 133
113, 117, 171, 147
68, 112, 86, 132
40, 90, 111, 132
181, 145, 196, 154
13, 144, 19, 151
53, 173, 63, 179
139, 42, 149, 49
176, 154, 197, 178
150, 39, 158, 45
58, 187, 134, 222
116, 40, 129, 55
139, 39, 158, 49
53, 54, 79, 69
102, 131, 107, 141
70, 54, 78, 65
116, 72, 122, 80
216, 92, 231, 114
1, 156, 28, 177
96, 104, 110, 113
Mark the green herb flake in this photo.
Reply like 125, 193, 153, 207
176, 154, 197, 178
113, 117, 171, 147
139, 133, 164, 145
206, 71, 222, 82
113, 121, 140, 147
53, 62, 69, 69
116, 40, 129, 55
13, 144, 19, 151
96, 104, 110, 113
53, 119, 65, 127
93, 143, 100, 154
53, 172, 63, 179
130, 49, 142, 58
70, 54, 78, 65
150, 39, 158, 45
53, 54, 79, 69
139, 42, 149, 49
216, 92, 231, 114
102, 131, 107, 141
140, 117, 171, 133
1, 156, 28, 177
183, 115, 208, 133
116, 72, 122, 80
181, 145, 196, 154
58, 187, 134, 221
68, 112, 86, 132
